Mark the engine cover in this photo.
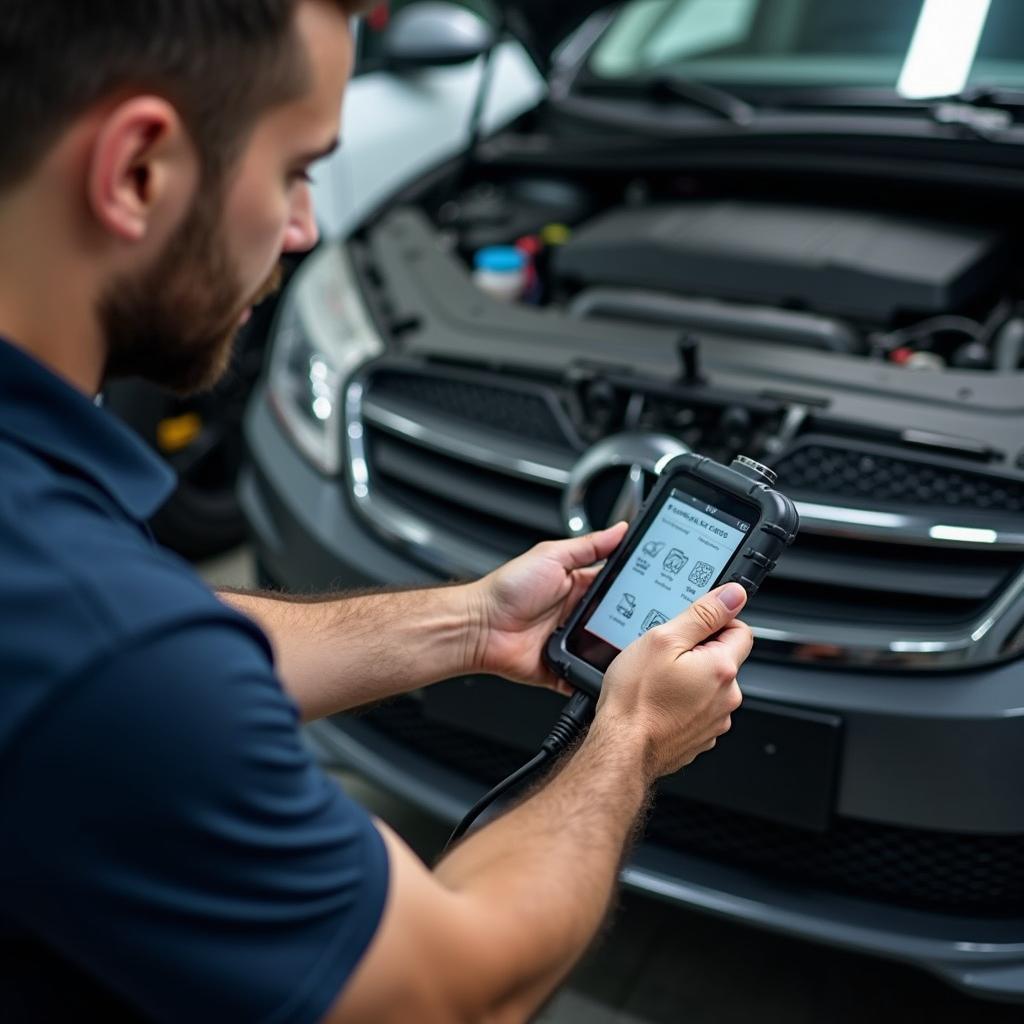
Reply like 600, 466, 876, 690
553, 200, 1006, 324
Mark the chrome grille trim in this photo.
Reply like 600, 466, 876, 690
793, 502, 1024, 552
347, 379, 502, 578
362, 395, 573, 487
345, 369, 1024, 671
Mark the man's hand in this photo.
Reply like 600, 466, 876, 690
467, 523, 629, 695
598, 582, 752, 779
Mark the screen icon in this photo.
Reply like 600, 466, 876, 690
616, 593, 636, 619
641, 609, 669, 632
688, 561, 715, 588
662, 548, 689, 575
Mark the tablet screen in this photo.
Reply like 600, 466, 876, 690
584, 487, 753, 652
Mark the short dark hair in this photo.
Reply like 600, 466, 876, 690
0, 0, 374, 191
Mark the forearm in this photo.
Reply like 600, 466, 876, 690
219, 584, 484, 721
435, 714, 650, 1020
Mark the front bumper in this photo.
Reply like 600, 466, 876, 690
242, 387, 1024, 1002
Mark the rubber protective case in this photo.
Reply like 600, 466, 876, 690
545, 453, 799, 697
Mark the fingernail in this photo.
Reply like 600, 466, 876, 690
717, 583, 746, 612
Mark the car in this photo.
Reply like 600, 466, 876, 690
240, 0, 1024, 1003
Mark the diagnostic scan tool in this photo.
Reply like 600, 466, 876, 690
547, 454, 799, 697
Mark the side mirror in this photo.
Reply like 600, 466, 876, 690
383, 2, 496, 69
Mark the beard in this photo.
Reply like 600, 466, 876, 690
101, 190, 283, 397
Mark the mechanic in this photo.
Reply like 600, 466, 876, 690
0, 3, 749, 1021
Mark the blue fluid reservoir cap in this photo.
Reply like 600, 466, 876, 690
474, 246, 527, 273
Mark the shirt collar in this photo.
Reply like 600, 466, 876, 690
0, 337, 176, 522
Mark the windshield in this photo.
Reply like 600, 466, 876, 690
588, 0, 1024, 98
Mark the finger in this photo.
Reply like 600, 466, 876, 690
688, 628, 753, 688
552, 676, 575, 697
518, 664, 573, 696
725, 681, 743, 714
549, 677, 574, 697
698, 619, 754, 665
659, 583, 747, 653
534, 663, 575, 696
547, 522, 628, 573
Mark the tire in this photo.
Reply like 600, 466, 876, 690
104, 373, 251, 563
148, 473, 248, 562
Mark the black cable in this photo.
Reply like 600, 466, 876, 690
444, 690, 596, 850
445, 749, 550, 849
879, 315, 983, 351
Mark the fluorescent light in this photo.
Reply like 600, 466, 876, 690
897, 0, 992, 99
929, 525, 998, 544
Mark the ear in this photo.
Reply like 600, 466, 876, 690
86, 96, 198, 244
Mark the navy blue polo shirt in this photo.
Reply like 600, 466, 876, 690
0, 338, 388, 1023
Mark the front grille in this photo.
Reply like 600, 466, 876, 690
355, 697, 1024, 916
759, 532, 1017, 629
646, 796, 1024, 915
354, 364, 576, 563
349, 364, 1024, 669
371, 368, 574, 447
368, 429, 565, 554
776, 441, 1024, 512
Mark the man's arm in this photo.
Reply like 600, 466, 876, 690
219, 525, 627, 721
220, 584, 480, 721
327, 586, 751, 1023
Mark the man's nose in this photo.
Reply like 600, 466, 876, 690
283, 184, 319, 254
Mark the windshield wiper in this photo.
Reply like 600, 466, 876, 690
586, 73, 758, 128
649, 73, 758, 126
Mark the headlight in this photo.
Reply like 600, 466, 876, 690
267, 245, 384, 474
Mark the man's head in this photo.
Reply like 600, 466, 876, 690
0, 0, 374, 394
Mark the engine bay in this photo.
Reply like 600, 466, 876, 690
427, 173, 1024, 374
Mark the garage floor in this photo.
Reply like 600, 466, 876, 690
202, 548, 1024, 1023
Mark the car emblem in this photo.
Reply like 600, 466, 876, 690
562, 433, 690, 535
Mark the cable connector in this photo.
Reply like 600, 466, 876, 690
541, 690, 595, 755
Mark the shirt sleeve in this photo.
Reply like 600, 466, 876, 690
0, 616, 389, 1024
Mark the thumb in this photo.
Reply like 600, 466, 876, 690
663, 582, 747, 652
